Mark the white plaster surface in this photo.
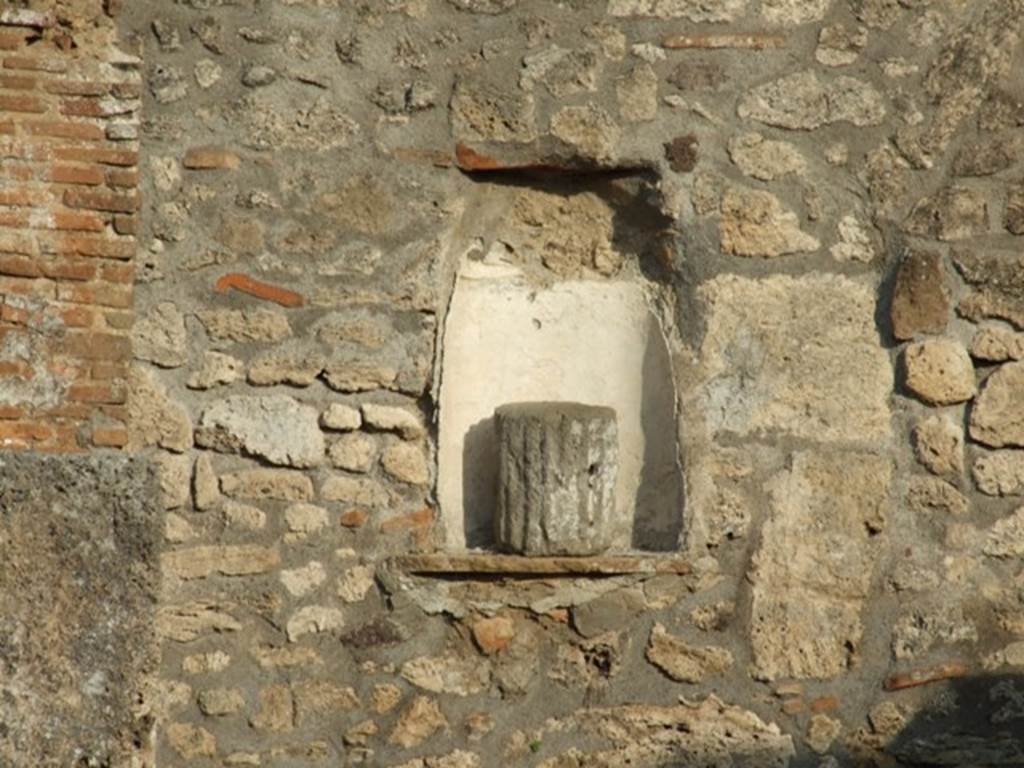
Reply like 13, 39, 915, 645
438, 262, 678, 550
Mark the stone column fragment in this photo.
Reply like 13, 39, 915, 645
495, 402, 618, 555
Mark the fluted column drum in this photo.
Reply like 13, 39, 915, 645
494, 402, 618, 556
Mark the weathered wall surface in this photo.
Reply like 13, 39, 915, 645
0, 2, 140, 450
5, 0, 1024, 765
0, 453, 161, 767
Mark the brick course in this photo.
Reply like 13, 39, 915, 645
0, 14, 138, 451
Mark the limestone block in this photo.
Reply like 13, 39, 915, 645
646, 623, 733, 683
913, 415, 964, 476
494, 402, 618, 556
132, 301, 187, 367
973, 451, 1024, 495
727, 133, 806, 181
196, 395, 324, 468
322, 403, 362, 431
970, 361, 1024, 447
361, 403, 425, 439
971, 324, 1024, 362
719, 186, 819, 257
220, 469, 314, 501
389, 696, 448, 748
903, 339, 976, 405
697, 274, 892, 442
750, 451, 891, 680
955, 248, 1024, 329
738, 70, 885, 129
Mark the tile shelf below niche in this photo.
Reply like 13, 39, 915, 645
388, 552, 691, 578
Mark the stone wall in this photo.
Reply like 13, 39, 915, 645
4, 0, 1024, 765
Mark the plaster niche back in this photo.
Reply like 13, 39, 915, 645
437, 177, 682, 552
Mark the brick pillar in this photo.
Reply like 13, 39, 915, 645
0, 8, 139, 451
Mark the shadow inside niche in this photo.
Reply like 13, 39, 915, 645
462, 416, 497, 550
632, 313, 684, 551
886, 672, 1024, 767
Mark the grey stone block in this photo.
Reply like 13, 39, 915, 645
495, 402, 618, 556
0, 454, 161, 767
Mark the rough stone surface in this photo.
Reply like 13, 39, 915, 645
738, 71, 885, 130
127, 366, 193, 453
37, 2, 1024, 765
903, 339, 977, 405
913, 415, 964, 477
390, 696, 448, 748
362, 403, 425, 439
329, 433, 377, 472
974, 451, 1024, 496
0, 455, 160, 766
955, 249, 1024, 330
197, 395, 325, 467
719, 186, 819, 257
750, 451, 891, 680
607, 0, 746, 22
697, 274, 892, 442
495, 402, 618, 556
984, 507, 1024, 558
971, 324, 1024, 363
541, 697, 795, 767
132, 301, 187, 367
890, 249, 950, 340
970, 362, 1024, 447
381, 441, 431, 485
727, 133, 806, 181
646, 623, 734, 683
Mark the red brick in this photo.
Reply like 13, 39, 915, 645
26, 121, 105, 141
55, 235, 134, 260
98, 262, 133, 283
0, 304, 29, 324
0, 73, 35, 89
183, 146, 241, 170
0, 254, 41, 278
56, 331, 130, 360
0, 188, 49, 207
0, 360, 33, 378
0, 421, 54, 447
50, 164, 104, 185
64, 188, 138, 213
0, 232, 37, 255
2, 164, 35, 181
91, 362, 127, 380
54, 147, 137, 166
41, 258, 96, 282
0, 30, 30, 52
0, 140, 52, 160
105, 168, 137, 188
67, 382, 126, 404
215, 272, 305, 308
0, 93, 45, 113
0, 210, 28, 227
102, 310, 132, 330
44, 80, 109, 97
0, 275, 55, 299
4, 56, 67, 74
58, 305, 96, 327
91, 425, 128, 448
0, 404, 25, 420
51, 211, 106, 232
60, 98, 109, 117
57, 282, 132, 308
111, 214, 137, 236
